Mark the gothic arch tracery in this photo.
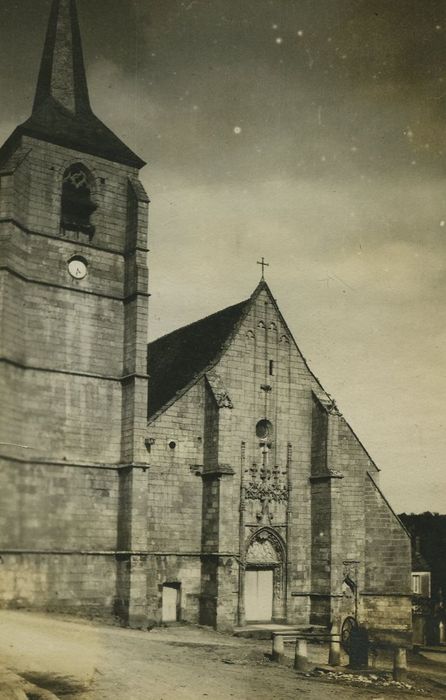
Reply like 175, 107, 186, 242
246, 527, 285, 564
61, 163, 97, 237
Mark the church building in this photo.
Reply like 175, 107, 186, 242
0, 0, 412, 643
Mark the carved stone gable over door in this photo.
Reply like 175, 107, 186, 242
244, 528, 286, 623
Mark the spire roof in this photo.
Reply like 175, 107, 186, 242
33, 0, 91, 115
2, 0, 145, 168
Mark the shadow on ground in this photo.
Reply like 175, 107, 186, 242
22, 673, 89, 698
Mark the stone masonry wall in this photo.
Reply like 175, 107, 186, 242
1, 369, 123, 464
145, 383, 205, 622
364, 474, 412, 641
365, 475, 410, 592
146, 554, 202, 626
0, 462, 119, 550
146, 382, 205, 553
148, 286, 316, 626
0, 136, 146, 467
0, 133, 150, 619
0, 553, 117, 618
211, 286, 316, 626
147, 284, 412, 634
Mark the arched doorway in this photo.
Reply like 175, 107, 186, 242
244, 529, 285, 623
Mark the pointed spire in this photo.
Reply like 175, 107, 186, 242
1, 0, 146, 168
33, 0, 91, 115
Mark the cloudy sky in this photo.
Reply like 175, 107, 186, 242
1, 0, 445, 514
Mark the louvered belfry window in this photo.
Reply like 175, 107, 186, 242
61, 164, 97, 236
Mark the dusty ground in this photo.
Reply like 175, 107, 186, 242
0, 610, 444, 700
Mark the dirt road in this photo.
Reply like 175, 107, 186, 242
0, 610, 440, 699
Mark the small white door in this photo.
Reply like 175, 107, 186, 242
245, 569, 273, 622
162, 584, 179, 622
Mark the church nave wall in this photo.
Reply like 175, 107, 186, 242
147, 382, 205, 553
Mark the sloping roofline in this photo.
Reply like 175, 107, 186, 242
147, 279, 383, 476
147, 279, 325, 420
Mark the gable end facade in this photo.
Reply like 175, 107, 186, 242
145, 284, 412, 639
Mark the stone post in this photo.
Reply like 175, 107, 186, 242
393, 647, 408, 682
272, 634, 285, 663
294, 638, 309, 671
329, 633, 341, 666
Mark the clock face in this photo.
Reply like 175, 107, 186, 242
68, 258, 88, 280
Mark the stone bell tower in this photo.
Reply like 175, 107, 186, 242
0, 0, 150, 627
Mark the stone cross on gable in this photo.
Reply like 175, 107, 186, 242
257, 257, 269, 280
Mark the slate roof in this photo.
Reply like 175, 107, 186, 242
412, 549, 431, 573
0, 0, 145, 169
13, 101, 145, 169
148, 299, 250, 419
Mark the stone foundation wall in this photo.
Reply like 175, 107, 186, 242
362, 594, 413, 646
0, 553, 117, 619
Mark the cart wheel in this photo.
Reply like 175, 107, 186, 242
341, 616, 357, 653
